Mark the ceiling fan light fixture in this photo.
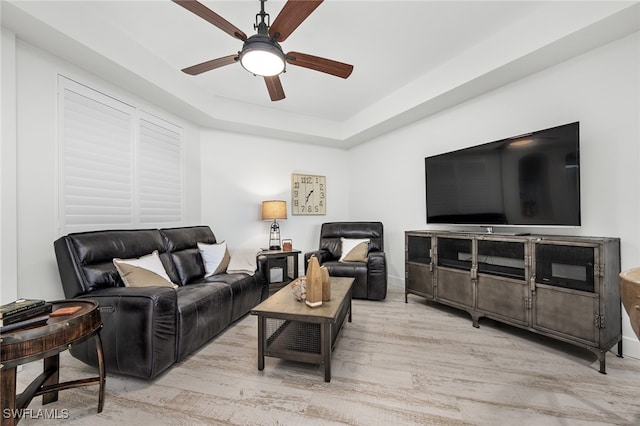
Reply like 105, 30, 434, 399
173, 0, 354, 101
239, 35, 286, 77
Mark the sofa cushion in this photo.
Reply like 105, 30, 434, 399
160, 226, 216, 285
54, 229, 169, 295
113, 250, 176, 288
201, 273, 264, 322
226, 248, 258, 275
198, 241, 230, 277
339, 238, 369, 262
161, 226, 216, 251
168, 249, 201, 285
318, 222, 384, 259
113, 263, 177, 288
175, 282, 233, 360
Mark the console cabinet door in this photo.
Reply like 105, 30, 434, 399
406, 234, 434, 299
477, 276, 529, 327
407, 263, 434, 299
476, 238, 529, 326
435, 237, 474, 309
533, 286, 598, 345
532, 241, 600, 345
436, 269, 474, 309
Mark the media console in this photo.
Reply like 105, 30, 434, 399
405, 230, 622, 373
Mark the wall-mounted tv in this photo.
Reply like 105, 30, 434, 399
425, 122, 580, 227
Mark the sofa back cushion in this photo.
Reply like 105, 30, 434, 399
54, 229, 170, 297
160, 226, 216, 285
319, 222, 384, 259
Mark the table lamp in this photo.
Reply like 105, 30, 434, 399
261, 200, 287, 250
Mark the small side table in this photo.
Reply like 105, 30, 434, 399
258, 249, 301, 293
0, 300, 105, 426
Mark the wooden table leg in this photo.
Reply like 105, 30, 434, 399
94, 332, 106, 413
1, 367, 18, 426
42, 354, 60, 405
257, 316, 265, 371
322, 322, 331, 382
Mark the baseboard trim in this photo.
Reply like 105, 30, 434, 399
622, 335, 640, 360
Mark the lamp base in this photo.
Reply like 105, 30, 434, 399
268, 220, 281, 252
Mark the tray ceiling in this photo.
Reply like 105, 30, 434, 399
2, 1, 638, 147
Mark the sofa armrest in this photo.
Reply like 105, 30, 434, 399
256, 254, 269, 285
367, 251, 387, 300
72, 286, 178, 380
304, 249, 335, 273
54, 236, 87, 298
256, 254, 270, 300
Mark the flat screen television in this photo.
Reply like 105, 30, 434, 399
425, 122, 580, 227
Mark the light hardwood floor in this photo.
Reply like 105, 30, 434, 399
14, 286, 640, 425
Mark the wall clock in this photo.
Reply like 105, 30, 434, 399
291, 174, 326, 215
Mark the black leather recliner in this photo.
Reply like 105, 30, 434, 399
304, 222, 387, 300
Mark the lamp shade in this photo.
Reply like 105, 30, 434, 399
261, 200, 287, 220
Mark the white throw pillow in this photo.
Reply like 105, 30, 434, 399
226, 248, 258, 275
198, 241, 230, 277
113, 250, 177, 288
339, 238, 370, 262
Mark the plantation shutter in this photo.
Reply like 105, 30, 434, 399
138, 116, 183, 224
59, 77, 183, 234
60, 83, 135, 231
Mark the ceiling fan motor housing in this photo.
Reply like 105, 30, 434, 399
239, 34, 286, 76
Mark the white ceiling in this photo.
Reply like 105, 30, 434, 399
2, 1, 639, 147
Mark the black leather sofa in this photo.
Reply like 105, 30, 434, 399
53, 225, 268, 380
304, 222, 387, 300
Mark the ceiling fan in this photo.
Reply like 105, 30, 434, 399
172, 0, 354, 101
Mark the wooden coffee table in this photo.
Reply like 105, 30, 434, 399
251, 277, 354, 382
0, 300, 105, 426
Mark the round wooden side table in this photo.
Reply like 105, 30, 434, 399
0, 299, 105, 426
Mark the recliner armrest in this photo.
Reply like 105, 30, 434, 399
304, 249, 335, 272
367, 251, 387, 300
367, 251, 386, 271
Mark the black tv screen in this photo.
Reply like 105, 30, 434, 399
425, 122, 580, 227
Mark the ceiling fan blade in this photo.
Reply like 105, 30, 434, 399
172, 0, 247, 41
264, 76, 285, 101
182, 54, 238, 75
269, 0, 323, 42
286, 51, 353, 79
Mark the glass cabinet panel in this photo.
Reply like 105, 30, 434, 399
477, 240, 525, 280
407, 235, 431, 265
535, 244, 594, 293
437, 237, 472, 271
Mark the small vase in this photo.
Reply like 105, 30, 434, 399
321, 266, 330, 302
305, 256, 323, 308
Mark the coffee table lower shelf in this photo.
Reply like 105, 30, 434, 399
252, 277, 354, 382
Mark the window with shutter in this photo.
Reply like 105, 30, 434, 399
58, 76, 183, 234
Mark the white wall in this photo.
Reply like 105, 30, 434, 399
5, 38, 202, 302
1, 28, 18, 304
348, 32, 640, 357
199, 130, 349, 268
